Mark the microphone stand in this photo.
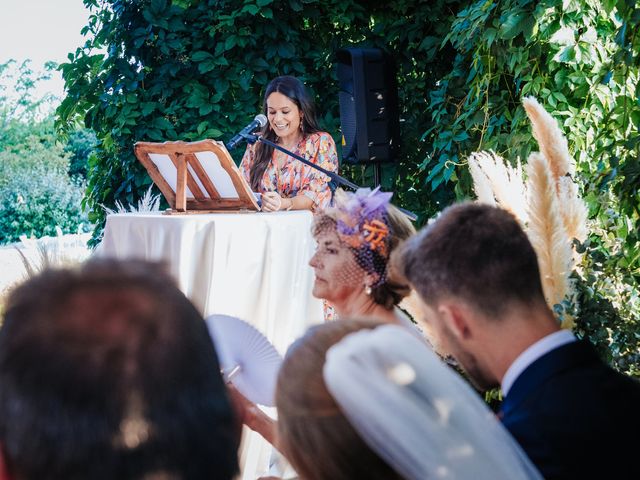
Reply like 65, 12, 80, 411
240, 132, 359, 192
238, 132, 417, 221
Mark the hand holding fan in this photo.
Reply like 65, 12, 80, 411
205, 314, 282, 407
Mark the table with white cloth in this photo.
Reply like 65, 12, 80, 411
97, 210, 324, 479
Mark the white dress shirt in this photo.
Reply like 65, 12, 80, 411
501, 329, 576, 397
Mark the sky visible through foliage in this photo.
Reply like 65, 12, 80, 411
0, 0, 89, 101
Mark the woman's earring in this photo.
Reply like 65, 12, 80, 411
365, 285, 372, 296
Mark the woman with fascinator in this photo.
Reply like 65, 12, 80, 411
229, 191, 419, 465
309, 187, 418, 327
240, 76, 338, 213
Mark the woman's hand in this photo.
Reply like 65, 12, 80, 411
261, 191, 285, 212
227, 383, 278, 445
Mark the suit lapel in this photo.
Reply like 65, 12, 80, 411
500, 341, 599, 418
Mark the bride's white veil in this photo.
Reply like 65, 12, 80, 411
323, 325, 542, 480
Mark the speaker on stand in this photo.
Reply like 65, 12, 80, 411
336, 47, 399, 186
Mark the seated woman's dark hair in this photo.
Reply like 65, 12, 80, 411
250, 76, 321, 190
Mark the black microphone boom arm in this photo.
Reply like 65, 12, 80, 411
242, 133, 417, 221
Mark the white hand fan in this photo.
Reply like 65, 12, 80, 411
205, 314, 282, 407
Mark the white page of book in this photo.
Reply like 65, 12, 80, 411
148, 153, 195, 198
194, 151, 239, 199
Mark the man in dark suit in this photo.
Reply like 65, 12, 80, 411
0, 259, 240, 480
393, 202, 640, 480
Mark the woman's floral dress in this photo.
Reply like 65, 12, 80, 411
240, 131, 339, 213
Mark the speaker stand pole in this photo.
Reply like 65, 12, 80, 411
373, 162, 382, 188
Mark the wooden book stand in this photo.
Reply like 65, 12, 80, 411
134, 139, 259, 213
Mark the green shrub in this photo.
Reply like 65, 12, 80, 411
0, 143, 87, 244
64, 128, 97, 179
0, 137, 68, 181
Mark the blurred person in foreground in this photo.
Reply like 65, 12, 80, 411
271, 319, 541, 480
309, 187, 419, 327
0, 259, 239, 480
392, 202, 640, 480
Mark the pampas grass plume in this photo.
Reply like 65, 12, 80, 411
523, 96, 574, 179
467, 97, 588, 327
526, 153, 574, 314
468, 151, 528, 224
469, 153, 497, 207
557, 177, 588, 245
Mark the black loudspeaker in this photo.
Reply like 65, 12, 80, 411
337, 48, 399, 165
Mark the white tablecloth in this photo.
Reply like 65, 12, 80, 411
97, 210, 324, 478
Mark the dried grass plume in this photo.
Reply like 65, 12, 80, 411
526, 153, 573, 312
522, 96, 573, 180
468, 97, 588, 327
468, 151, 528, 224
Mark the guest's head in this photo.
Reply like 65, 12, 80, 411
250, 75, 320, 190
275, 319, 402, 480
392, 202, 558, 390
0, 259, 239, 480
309, 188, 415, 315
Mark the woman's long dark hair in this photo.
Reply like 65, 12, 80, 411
250, 76, 321, 191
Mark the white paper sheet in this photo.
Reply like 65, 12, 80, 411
194, 151, 239, 199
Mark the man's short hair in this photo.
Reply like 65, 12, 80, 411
393, 202, 546, 317
0, 259, 239, 480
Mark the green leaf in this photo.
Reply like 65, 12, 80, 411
203, 128, 223, 139
554, 45, 576, 63
288, 0, 303, 12
553, 92, 567, 103
151, 117, 174, 131
453, 131, 470, 141
197, 121, 208, 135
485, 28, 497, 48
192, 50, 214, 61
499, 12, 526, 40
150, 0, 166, 13
199, 104, 213, 115
278, 43, 295, 58
198, 59, 217, 73
214, 78, 229, 94
242, 4, 259, 15
252, 57, 269, 70
425, 160, 445, 183
224, 35, 236, 51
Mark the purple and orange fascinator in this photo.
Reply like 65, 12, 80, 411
333, 187, 393, 283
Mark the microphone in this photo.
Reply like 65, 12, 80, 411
226, 114, 268, 150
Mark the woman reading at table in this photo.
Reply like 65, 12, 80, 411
240, 76, 339, 213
